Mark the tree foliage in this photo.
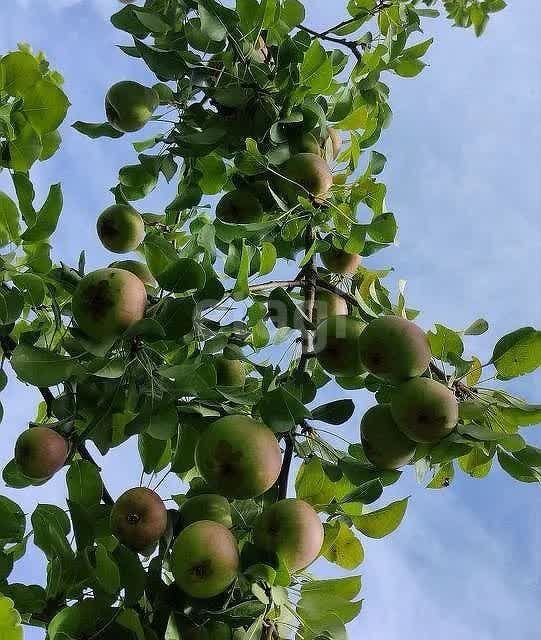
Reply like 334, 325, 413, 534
1, 1, 537, 639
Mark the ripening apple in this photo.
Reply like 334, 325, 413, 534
314, 315, 365, 377
275, 153, 333, 204
71, 268, 147, 339
195, 415, 282, 499
110, 487, 168, 552
361, 404, 416, 469
253, 499, 324, 572
391, 377, 459, 444
171, 520, 240, 599
358, 315, 432, 383
14, 427, 69, 479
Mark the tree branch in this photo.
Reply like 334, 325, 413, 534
298, 24, 364, 62
278, 226, 317, 501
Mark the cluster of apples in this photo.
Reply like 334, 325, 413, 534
312, 292, 459, 469
110, 415, 324, 599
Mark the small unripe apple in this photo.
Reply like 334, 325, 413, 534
214, 357, 245, 387
105, 81, 159, 133
14, 427, 69, 479
97, 204, 145, 254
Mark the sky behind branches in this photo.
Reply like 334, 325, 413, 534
2, 1, 541, 638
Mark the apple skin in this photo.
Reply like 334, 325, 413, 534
109, 260, 157, 288
171, 520, 240, 599
110, 487, 168, 552
72, 268, 147, 340
391, 377, 459, 444
216, 190, 263, 224
320, 246, 360, 274
97, 204, 145, 254
358, 315, 431, 383
14, 427, 69, 479
214, 357, 246, 387
195, 415, 282, 499
313, 290, 348, 325
180, 494, 233, 529
253, 499, 324, 573
361, 404, 416, 470
314, 315, 365, 377
105, 81, 159, 133
276, 153, 333, 204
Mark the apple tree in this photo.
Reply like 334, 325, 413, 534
0, 1, 539, 639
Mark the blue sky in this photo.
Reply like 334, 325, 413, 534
2, 1, 541, 639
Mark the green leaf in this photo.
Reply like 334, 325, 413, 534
31, 504, 73, 561
281, 0, 305, 27
464, 318, 489, 335
322, 521, 364, 569
340, 478, 383, 505
268, 287, 314, 331
300, 40, 333, 92
352, 498, 408, 538
428, 323, 464, 360
0, 596, 23, 640
232, 239, 251, 301
114, 546, 146, 606
497, 449, 540, 483
259, 241, 277, 276
66, 460, 103, 508
197, 155, 227, 195
392, 58, 426, 77
513, 445, 541, 468
93, 544, 121, 595
23, 80, 70, 134
72, 121, 124, 139
0, 192, 20, 247
155, 258, 206, 293
138, 433, 171, 473
259, 387, 311, 433
0, 496, 25, 544
402, 37, 433, 59
301, 575, 362, 601
0, 286, 24, 325
198, 3, 227, 41
311, 399, 355, 425
11, 344, 75, 387
491, 327, 541, 379
48, 599, 114, 640
21, 183, 62, 242
1, 51, 40, 96
9, 120, 42, 171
